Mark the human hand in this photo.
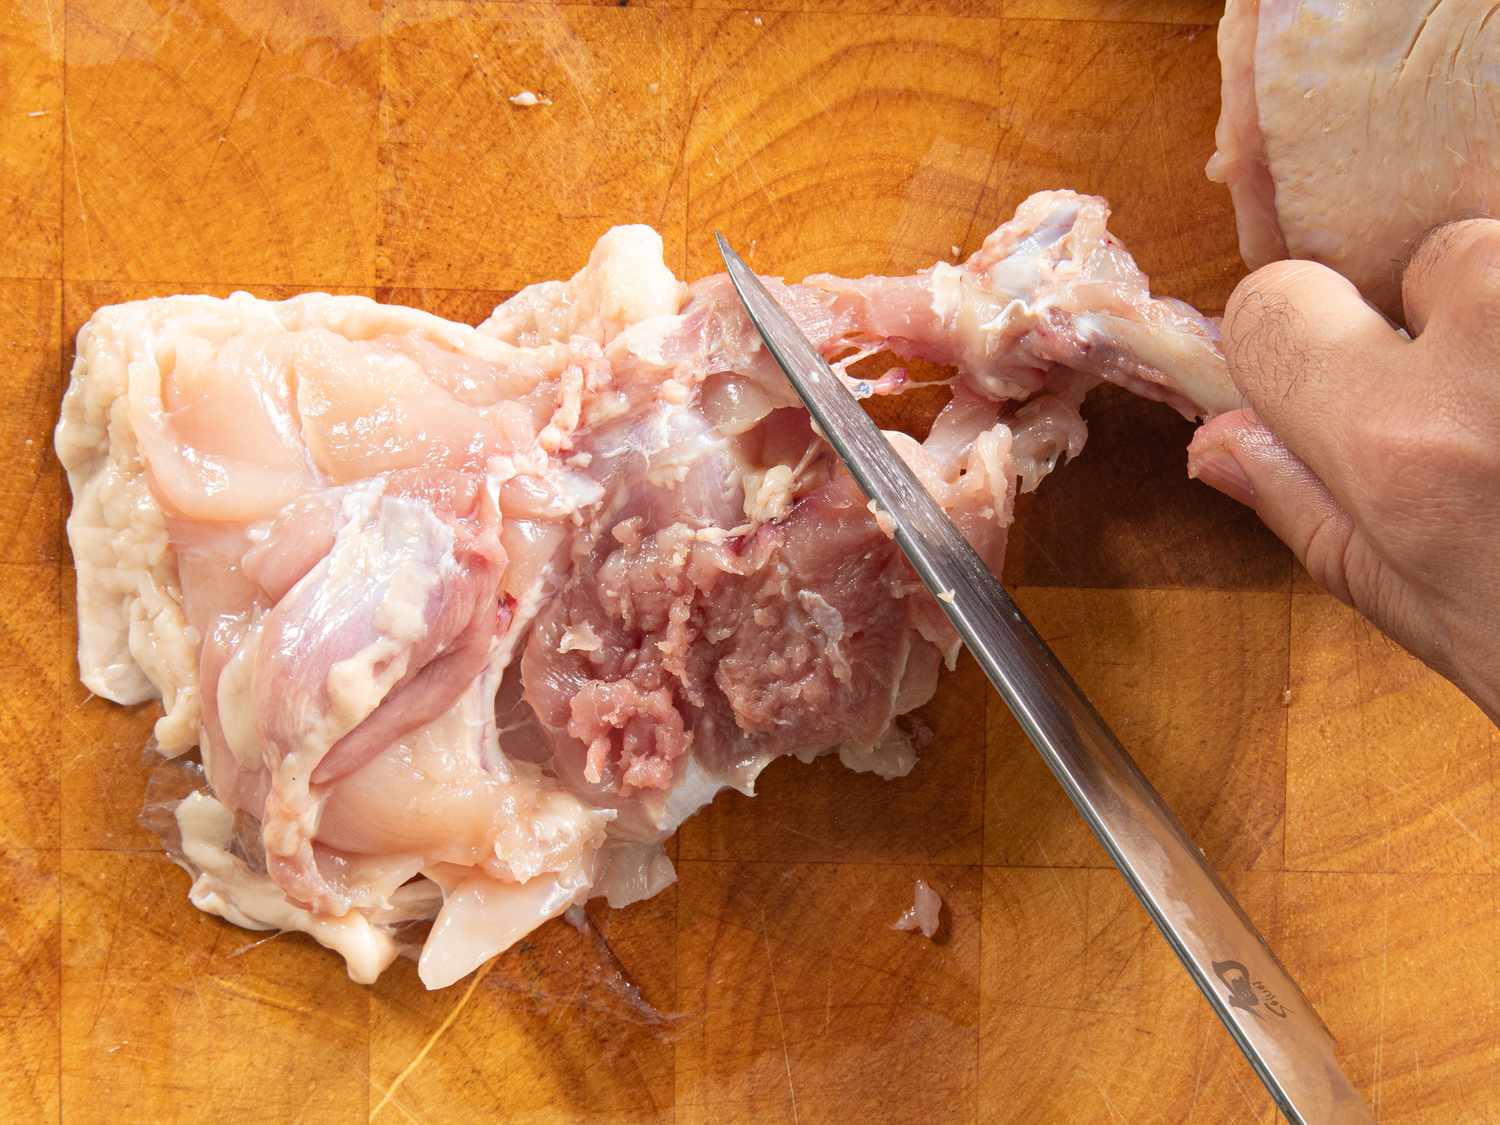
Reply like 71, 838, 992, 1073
1188, 220, 1500, 722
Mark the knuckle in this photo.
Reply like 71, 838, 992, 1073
1453, 233, 1500, 311
1223, 261, 1360, 404
1405, 219, 1500, 329
1226, 261, 1318, 330
1223, 266, 1312, 384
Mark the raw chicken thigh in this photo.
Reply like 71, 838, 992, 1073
1210, 0, 1500, 316
58, 191, 1232, 989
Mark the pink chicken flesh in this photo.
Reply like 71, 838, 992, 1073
57, 191, 1233, 989
1210, 0, 1500, 317
893, 879, 943, 940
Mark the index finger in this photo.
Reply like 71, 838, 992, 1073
1221, 259, 1406, 500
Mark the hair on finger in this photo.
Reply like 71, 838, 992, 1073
1223, 277, 1315, 408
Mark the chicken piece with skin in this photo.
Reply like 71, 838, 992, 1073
1210, 0, 1500, 318
58, 192, 1233, 989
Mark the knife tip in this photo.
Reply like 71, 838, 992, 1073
714, 230, 738, 267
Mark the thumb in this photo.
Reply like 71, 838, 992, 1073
1188, 409, 1359, 606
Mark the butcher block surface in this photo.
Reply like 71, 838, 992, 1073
2, 0, 1497, 1121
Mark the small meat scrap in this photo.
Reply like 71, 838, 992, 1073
892, 879, 942, 939
509, 90, 552, 108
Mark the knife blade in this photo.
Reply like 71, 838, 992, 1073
716, 233, 1374, 1125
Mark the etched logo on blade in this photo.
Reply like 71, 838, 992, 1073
1213, 959, 1290, 1020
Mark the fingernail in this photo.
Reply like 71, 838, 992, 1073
1189, 446, 1257, 507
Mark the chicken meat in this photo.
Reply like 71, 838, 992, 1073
58, 190, 1232, 988
892, 879, 943, 940
1210, 0, 1500, 316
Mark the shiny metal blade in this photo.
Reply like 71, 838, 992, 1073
716, 233, 1373, 1125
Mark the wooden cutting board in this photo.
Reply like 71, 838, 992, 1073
2, 0, 1496, 1120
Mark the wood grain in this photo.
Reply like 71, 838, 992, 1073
675, 861, 981, 1124
369, 895, 678, 1122
6, 0, 1500, 1121
0, 560, 62, 851
1287, 587, 1499, 876
0, 846, 60, 1123
685, 10, 1005, 278
0, 0, 62, 278
62, 0, 380, 286
980, 867, 1280, 1123
381, 1, 692, 289
60, 850, 371, 1122
0, 280, 62, 565
1280, 873, 1499, 1122
985, 587, 1289, 872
